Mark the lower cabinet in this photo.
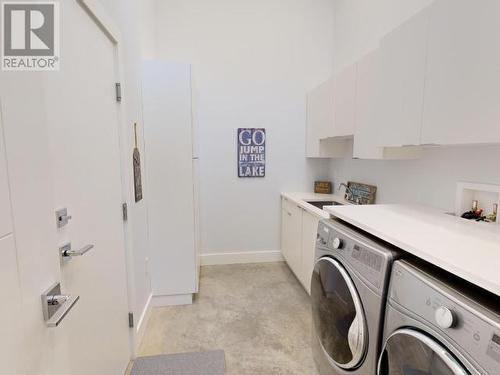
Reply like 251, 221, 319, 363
281, 197, 321, 295
299, 210, 320, 294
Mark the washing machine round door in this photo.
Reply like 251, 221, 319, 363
311, 256, 368, 370
378, 328, 469, 375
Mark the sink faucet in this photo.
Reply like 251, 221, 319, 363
339, 183, 354, 201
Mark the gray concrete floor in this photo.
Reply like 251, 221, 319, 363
137, 262, 319, 374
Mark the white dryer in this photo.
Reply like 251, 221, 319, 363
312, 219, 399, 375
379, 260, 500, 375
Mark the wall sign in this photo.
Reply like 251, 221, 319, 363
133, 123, 143, 202
238, 128, 266, 178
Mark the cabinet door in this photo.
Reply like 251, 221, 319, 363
334, 64, 357, 138
354, 50, 384, 159
288, 205, 303, 276
143, 62, 196, 296
378, 7, 430, 147
300, 210, 320, 294
281, 207, 291, 261
306, 77, 335, 156
281, 197, 294, 263
192, 158, 201, 292
191, 73, 200, 159
281, 199, 303, 277
422, 0, 500, 145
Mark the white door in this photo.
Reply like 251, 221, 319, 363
0, 65, 71, 375
0, 1, 130, 374
43, 1, 130, 374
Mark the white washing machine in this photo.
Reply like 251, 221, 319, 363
379, 260, 500, 375
311, 219, 399, 375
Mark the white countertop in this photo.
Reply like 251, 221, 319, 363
281, 192, 351, 218
324, 204, 500, 297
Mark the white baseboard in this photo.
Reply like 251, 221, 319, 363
134, 293, 152, 354
152, 293, 193, 307
200, 250, 284, 266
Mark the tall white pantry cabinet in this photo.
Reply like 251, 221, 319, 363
142, 62, 201, 304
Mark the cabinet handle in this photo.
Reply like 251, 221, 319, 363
287, 212, 292, 216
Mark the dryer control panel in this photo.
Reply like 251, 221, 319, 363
317, 219, 396, 294
390, 261, 500, 374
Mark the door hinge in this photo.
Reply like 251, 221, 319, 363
128, 312, 134, 328
122, 202, 128, 221
115, 82, 122, 102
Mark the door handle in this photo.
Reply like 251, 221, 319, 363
60, 243, 94, 258
42, 282, 79, 328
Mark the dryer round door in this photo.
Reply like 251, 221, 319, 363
378, 328, 469, 375
311, 256, 368, 370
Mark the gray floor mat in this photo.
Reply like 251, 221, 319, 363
131, 350, 225, 375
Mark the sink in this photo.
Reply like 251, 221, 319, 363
306, 201, 342, 209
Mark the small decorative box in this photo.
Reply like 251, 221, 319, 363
314, 181, 332, 194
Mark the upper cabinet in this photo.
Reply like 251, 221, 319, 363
353, 50, 382, 159
353, 50, 423, 160
309, 0, 500, 159
334, 64, 357, 138
421, 0, 500, 145
377, 8, 430, 148
306, 77, 335, 154
306, 64, 356, 158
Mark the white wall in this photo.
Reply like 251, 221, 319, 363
330, 145, 500, 212
333, 0, 434, 71
330, 0, 500, 213
139, 0, 157, 59
154, 0, 334, 254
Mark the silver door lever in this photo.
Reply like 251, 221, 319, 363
60, 243, 94, 258
42, 283, 79, 328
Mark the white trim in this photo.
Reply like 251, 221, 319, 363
200, 250, 284, 266
152, 294, 193, 307
133, 293, 152, 354
76, 0, 122, 44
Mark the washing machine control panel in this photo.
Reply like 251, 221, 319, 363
487, 334, 500, 365
390, 262, 500, 374
435, 306, 456, 329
